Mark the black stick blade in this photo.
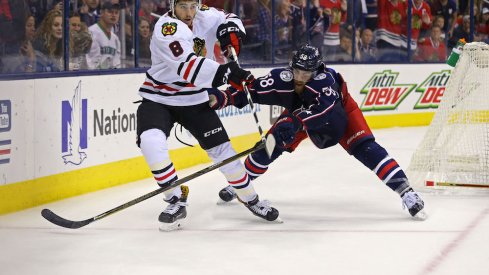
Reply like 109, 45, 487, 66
41, 209, 93, 229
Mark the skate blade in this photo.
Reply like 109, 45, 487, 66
271, 217, 284, 224
158, 221, 183, 232
412, 210, 428, 221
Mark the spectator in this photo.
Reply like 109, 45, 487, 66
376, 0, 406, 61
414, 25, 447, 61
331, 27, 360, 62
429, 0, 457, 37
432, 15, 447, 40
359, 27, 376, 62
139, 0, 156, 27
80, 0, 100, 27
290, 0, 305, 51
0, 0, 29, 54
402, 0, 432, 58
274, 0, 291, 57
448, 15, 473, 49
21, 15, 36, 72
32, 9, 63, 71
257, 0, 272, 61
138, 16, 152, 66
320, 0, 346, 59
364, 0, 378, 30
308, 0, 325, 55
86, 1, 121, 69
477, 7, 489, 42
69, 12, 92, 70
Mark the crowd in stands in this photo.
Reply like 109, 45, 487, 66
0, 0, 488, 74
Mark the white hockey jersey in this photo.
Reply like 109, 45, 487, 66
86, 23, 122, 69
138, 6, 245, 106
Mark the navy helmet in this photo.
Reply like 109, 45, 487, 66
290, 45, 322, 72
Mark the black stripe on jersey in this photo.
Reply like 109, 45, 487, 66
177, 53, 196, 75
190, 58, 205, 84
146, 72, 191, 88
139, 88, 205, 96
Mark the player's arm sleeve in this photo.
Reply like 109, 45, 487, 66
209, 7, 247, 35
247, 69, 292, 106
292, 87, 338, 130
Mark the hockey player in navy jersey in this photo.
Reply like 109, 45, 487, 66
209, 44, 427, 220
136, 0, 280, 231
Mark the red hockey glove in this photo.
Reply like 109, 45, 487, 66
216, 22, 244, 58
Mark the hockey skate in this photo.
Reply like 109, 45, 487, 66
242, 195, 282, 223
217, 185, 237, 205
159, 185, 189, 232
401, 188, 428, 220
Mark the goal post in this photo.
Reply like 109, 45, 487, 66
407, 42, 489, 190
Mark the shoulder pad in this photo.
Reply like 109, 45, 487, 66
155, 16, 192, 40
271, 68, 294, 83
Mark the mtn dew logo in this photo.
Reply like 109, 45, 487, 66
360, 70, 416, 111
414, 70, 451, 109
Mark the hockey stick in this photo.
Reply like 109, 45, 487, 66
41, 141, 265, 229
228, 47, 276, 157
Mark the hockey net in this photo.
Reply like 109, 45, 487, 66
407, 42, 489, 191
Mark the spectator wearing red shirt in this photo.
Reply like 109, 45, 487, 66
477, 7, 489, 42
414, 25, 447, 61
376, 0, 406, 61
402, 0, 432, 53
319, 0, 346, 59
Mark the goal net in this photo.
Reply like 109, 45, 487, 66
407, 42, 489, 190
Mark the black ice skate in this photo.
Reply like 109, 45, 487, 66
217, 185, 237, 204
242, 195, 281, 222
159, 185, 189, 231
401, 188, 427, 220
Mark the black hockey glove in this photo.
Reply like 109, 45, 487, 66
212, 61, 254, 90
271, 114, 303, 147
208, 88, 232, 110
216, 22, 244, 58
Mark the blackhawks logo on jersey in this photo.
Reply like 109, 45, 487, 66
200, 5, 209, 11
162, 22, 177, 36
193, 37, 207, 56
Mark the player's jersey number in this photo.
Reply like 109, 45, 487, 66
169, 41, 183, 57
259, 78, 274, 88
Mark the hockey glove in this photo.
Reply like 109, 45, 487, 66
216, 22, 244, 58
270, 114, 303, 147
212, 61, 254, 90
208, 88, 232, 109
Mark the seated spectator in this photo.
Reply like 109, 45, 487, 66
429, 0, 458, 37
138, 16, 152, 67
414, 25, 447, 61
432, 15, 447, 40
359, 28, 376, 62
32, 9, 64, 72
20, 15, 37, 72
86, 1, 121, 69
69, 12, 92, 70
139, 0, 157, 27
330, 27, 360, 62
80, 0, 101, 27
274, 0, 292, 58
448, 15, 473, 49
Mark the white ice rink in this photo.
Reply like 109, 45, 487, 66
1, 126, 488, 275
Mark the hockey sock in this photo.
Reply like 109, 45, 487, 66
206, 142, 257, 202
139, 129, 179, 198
352, 140, 410, 194
245, 144, 286, 180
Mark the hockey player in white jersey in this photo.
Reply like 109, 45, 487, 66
136, 0, 280, 231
